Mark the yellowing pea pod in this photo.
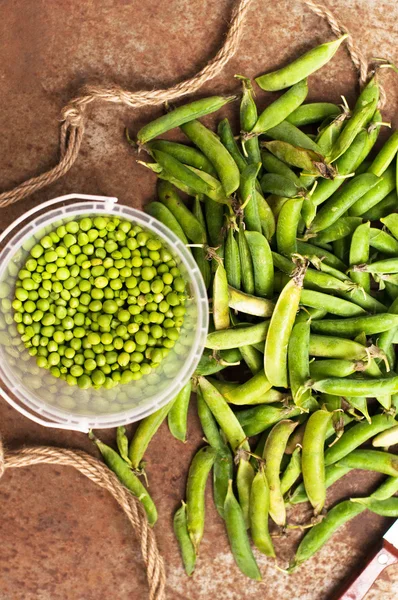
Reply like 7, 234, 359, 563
227, 285, 275, 317
181, 119, 240, 196
213, 263, 230, 330
262, 140, 332, 178
249, 79, 309, 135
372, 424, 398, 448
206, 320, 270, 350
137, 94, 237, 144
255, 35, 348, 91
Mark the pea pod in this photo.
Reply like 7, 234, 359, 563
313, 376, 398, 397
380, 213, 398, 241
345, 396, 371, 423
237, 224, 255, 295
288, 321, 311, 407
261, 150, 303, 186
206, 320, 269, 350
228, 285, 275, 317
263, 140, 325, 174
351, 496, 398, 517
289, 463, 352, 505
148, 139, 217, 176
244, 231, 274, 298
194, 347, 242, 376
196, 387, 226, 450
128, 399, 175, 469
186, 446, 217, 551
354, 257, 398, 274
192, 196, 211, 289
145, 201, 189, 244
237, 403, 310, 437
310, 313, 398, 338
300, 290, 366, 317
296, 241, 347, 271
239, 344, 263, 374
205, 197, 225, 247
198, 377, 250, 453
264, 419, 298, 525
372, 424, 398, 448
368, 131, 398, 176
224, 370, 272, 405
213, 444, 234, 519
370, 475, 398, 500
237, 457, 255, 528
316, 115, 346, 156
349, 164, 395, 217
152, 149, 216, 196
310, 216, 363, 245
91, 435, 158, 525
217, 118, 248, 173
237, 76, 262, 165
168, 381, 192, 443
116, 425, 132, 466
174, 502, 196, 575
309, 173, 379, 233
302, 409, 332, 514
280, 446, 302, 496
353, 109, 382, 170
264, 120, 323, 153
185, 166, 231, 205
255, 36, 347, 91
369, 227, 398, 256
213, 263, 230, 330
328, 78, 379, 162
240, 163, 262, 232
295, 306, 328, 322
277, 198, 303, 256
137, 95, 236, 144
158, 181, 206, 243
309, 359, 364, 379
338, 449, 398, 477
256, 189, 276, 240
250, 466, 275, 557
265, 268, 306, 388
309, 334, 369, 360
181, 120, 240, 196
349, 221, 370, 293
287, 102, 341, 127
250, 79, 308, 135
224, 228, 241, 290
224, 481, 262, 580
260, 173, 306, 199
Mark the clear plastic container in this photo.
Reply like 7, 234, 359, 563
0, 194, 208, 432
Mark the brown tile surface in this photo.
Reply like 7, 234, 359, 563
1, 1, 398, 598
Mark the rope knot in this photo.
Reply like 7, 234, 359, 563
61, 104, 85, 128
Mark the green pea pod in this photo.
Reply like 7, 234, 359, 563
288, 321, 311, 407
217, 118, 248, 173
196, 387, 226, 450
309, 334, 368, 360
192, 197, 211, 290
256, 189, 276, 240
250, 79, 308, 135
309, 173, 379, 233
309, 359, 363, 379
116, 426, 131, 465
237, 457, 255, 528
128, 399, 175, 469
349, 221, 370, 293
181, 120, 240, 196
260, 173, 305, 198
288, 463, 352, 505
213, 263, 230, 330
145, 202, 189, 244
262, 140, 324, 173
345, 396, 371, 423
377, 297, 398, 371
349, 164, 395, 217
277, 198, 303, 257
174, 502, 196, 575
237, 399, 318, 437
92, 435, 157, 525
194, 348, 242, 377
204, 197, 225, 247
157, 181, 206, 243
168, 381, 192, 443
295, 306, 328, 322
206, 320, 270, 350
186, 446, 218, 551
244, 231, 274, 298
355, 257, 398, 274
256, 36, 347, 91
261, 150, 303, 186
239, 344, 263, 374
228, 285, 275, 317
368, 131, 398, 176
152, 149, 216, 197
287, 102, 341, 127
250, 466, 275, 557
310, 128, 368, 210
237, 224, 255, 295
148, 139, 217, 176
328, 78, 379, 162
311, 313, 398, 338
351, 496, 398, 517
296, 241, 347, 271
264, 120, 322, 153
338, 449, 398, 477
316, 114, 347, 155
370, 475, 398, 501
224, 480, 262, 580
240, 163, 262, 232
369, 227, 398, 255
264, 419, 298, 525
313, 376, 398, 397
224, 370, 272, 405
198, 377, 250, 453
300, 290, 365, 317
280, 447, 302, 496
310, 216, 363, 245
224, 228, 241, 290
265, 271, 306, 388
237, 76, 262, 166
137, 95, 237, 144
324, 414, 397, 465
213, 445, 234, 519
381, 213, 398, 240
185, 166, 231, 205
302, 409, 332, 514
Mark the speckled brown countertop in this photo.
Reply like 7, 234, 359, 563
1, 1, 398, 599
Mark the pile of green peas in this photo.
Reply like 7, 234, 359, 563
12, 215, 187, 390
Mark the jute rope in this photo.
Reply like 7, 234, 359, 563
0, 0, 385, 209
0, 437, 166, 600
